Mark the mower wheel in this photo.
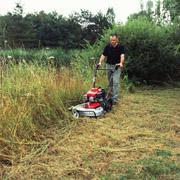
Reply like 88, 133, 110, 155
72, 109, 80, 119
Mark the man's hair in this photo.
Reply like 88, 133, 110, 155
110, 33, 118, 38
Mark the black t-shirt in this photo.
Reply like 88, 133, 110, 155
103, 44, 125, 65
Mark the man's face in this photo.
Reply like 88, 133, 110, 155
110, 36, 118, 46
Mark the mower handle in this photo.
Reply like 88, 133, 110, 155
95, 64, 121, 71
93, 64, 121, 88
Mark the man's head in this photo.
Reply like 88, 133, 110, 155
110, 34, 118, 47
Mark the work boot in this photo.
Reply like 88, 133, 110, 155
113, 99, 119, 105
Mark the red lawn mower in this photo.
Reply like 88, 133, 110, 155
70, 64, 119, 118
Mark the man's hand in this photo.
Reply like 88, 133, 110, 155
96, 62, 101, 69
115, 62, 123, 70
120, 62, 124, 68
116, 62, 123, 67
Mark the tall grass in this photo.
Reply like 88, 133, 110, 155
0, 51, 131, 165
0, 60, 90, 163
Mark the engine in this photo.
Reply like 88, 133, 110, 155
84, 87, 106, 103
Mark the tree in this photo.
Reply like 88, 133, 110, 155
4, 3, 36, 48
0, 16, 8, 47
0, 4, 116, 49
71, 9, 114, 45
163, 0, 180, 22
128, 0, 154, 22
106, 8, 115, 25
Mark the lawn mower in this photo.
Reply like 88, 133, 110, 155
69, 64, 119, 118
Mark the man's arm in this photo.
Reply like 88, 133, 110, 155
117, 54, 125, 67
119, 54, 125, 67
98, 54, 106, 65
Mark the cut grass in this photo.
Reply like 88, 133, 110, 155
1, 87, 179, 179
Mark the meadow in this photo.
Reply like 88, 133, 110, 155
0, 52, 179, 179
1, 1, 179, 178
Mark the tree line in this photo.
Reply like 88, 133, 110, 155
0, 3, 115, 49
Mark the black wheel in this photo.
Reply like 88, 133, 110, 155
105, 98, 113, 111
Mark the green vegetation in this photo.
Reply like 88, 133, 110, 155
0, 4, 114, 48
0, 48, 76, 66
75, 17, 180, 83
0, 0, 179, 83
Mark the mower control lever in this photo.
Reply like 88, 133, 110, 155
115, 64, 120, 70
95, 64, 120, 71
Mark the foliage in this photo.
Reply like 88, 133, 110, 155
122, 17, 179, 83
163, 0, 180, 22
0, 48, 75, 66
0, 3, 115, 49
71, 8, 114, 45
74, 16, 180, 83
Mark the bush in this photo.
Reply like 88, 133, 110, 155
105, 17, 180, 83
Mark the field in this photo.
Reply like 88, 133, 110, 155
0, 61, 179, 179
1, 1, 180, 178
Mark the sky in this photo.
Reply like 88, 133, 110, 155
0, 0, 147, 23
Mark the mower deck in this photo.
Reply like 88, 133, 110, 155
71, 103, 105, 118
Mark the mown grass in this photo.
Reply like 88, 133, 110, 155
1, 83, 179, 179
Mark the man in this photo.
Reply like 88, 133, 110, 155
98, 33, 125, 104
